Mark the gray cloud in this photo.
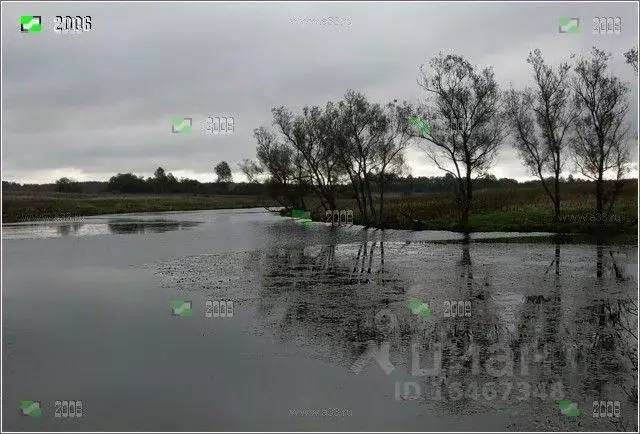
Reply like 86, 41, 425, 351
2, 1, 638, 183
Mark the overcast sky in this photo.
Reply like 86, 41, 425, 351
2, 1, 638, 184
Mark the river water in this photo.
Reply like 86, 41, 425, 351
2, 208, 637, 431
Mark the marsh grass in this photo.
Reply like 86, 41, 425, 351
2, 193, 279, 223
305, 182, 637, 237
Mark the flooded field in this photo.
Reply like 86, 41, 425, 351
2, 208, 637, 431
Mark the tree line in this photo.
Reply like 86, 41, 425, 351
105, 164, 238, 194
5, 170, 599, 196
245, 47, 637, 228
35, 163, 241, 194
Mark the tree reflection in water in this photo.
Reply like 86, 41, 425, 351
255, 237, 637, 430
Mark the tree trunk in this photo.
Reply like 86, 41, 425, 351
378, 175, 385, 228
348, 170, 366, 223
463, 168, 473, 232
456, 178, 467, 229
596, 174, 604, 227
355, 173, 369, 225
365, 174, 375, 225
553, 174, 560, 223
328, 191, 336, 212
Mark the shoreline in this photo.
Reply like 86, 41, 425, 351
3, 197, 636, 244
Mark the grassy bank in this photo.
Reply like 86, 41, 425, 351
2, 192, 279, 223
298, 183, 638, 241
385, 185, 637, 234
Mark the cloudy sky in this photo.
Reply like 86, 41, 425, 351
2, 1, 638, 183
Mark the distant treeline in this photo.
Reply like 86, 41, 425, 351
2, 171, 630, 196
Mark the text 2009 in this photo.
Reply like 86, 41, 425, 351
444, 300, 471, 318
593, 400, 621, 418
325, 210, 353, 226
54, 400, 82, 418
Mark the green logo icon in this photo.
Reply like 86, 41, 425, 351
557, 400, 582, 417
170, 300, 192, 316
20, 16, 42, 33
408, 116, 431, 136
19, 400, 42, 418
291, 209, 312, 227
409, 299, 432, 318
559, 17, 580, 33
172, 117, 192, 133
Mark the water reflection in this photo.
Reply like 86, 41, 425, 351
2, 218, 202, 239
587, 242, 637, 431
106, 218, 200, 234
57, 222, 85, 236
255, 239, 638, 431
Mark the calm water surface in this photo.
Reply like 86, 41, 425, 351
2, 209, 637, 431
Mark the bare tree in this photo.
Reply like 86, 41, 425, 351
271, 106, 341, 211
371, 100, 413, 224
504, 49, 574, 222
571, 47, 631, 223
255, 92, 414, 227
416, 53, 505, 230
329, 90, 391, 226
238, 159, 263, 183
624, 47, 638, 73
254, 126, 302, 208
255, 127, 291, 184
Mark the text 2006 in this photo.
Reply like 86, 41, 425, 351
54, 16, 91, 33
